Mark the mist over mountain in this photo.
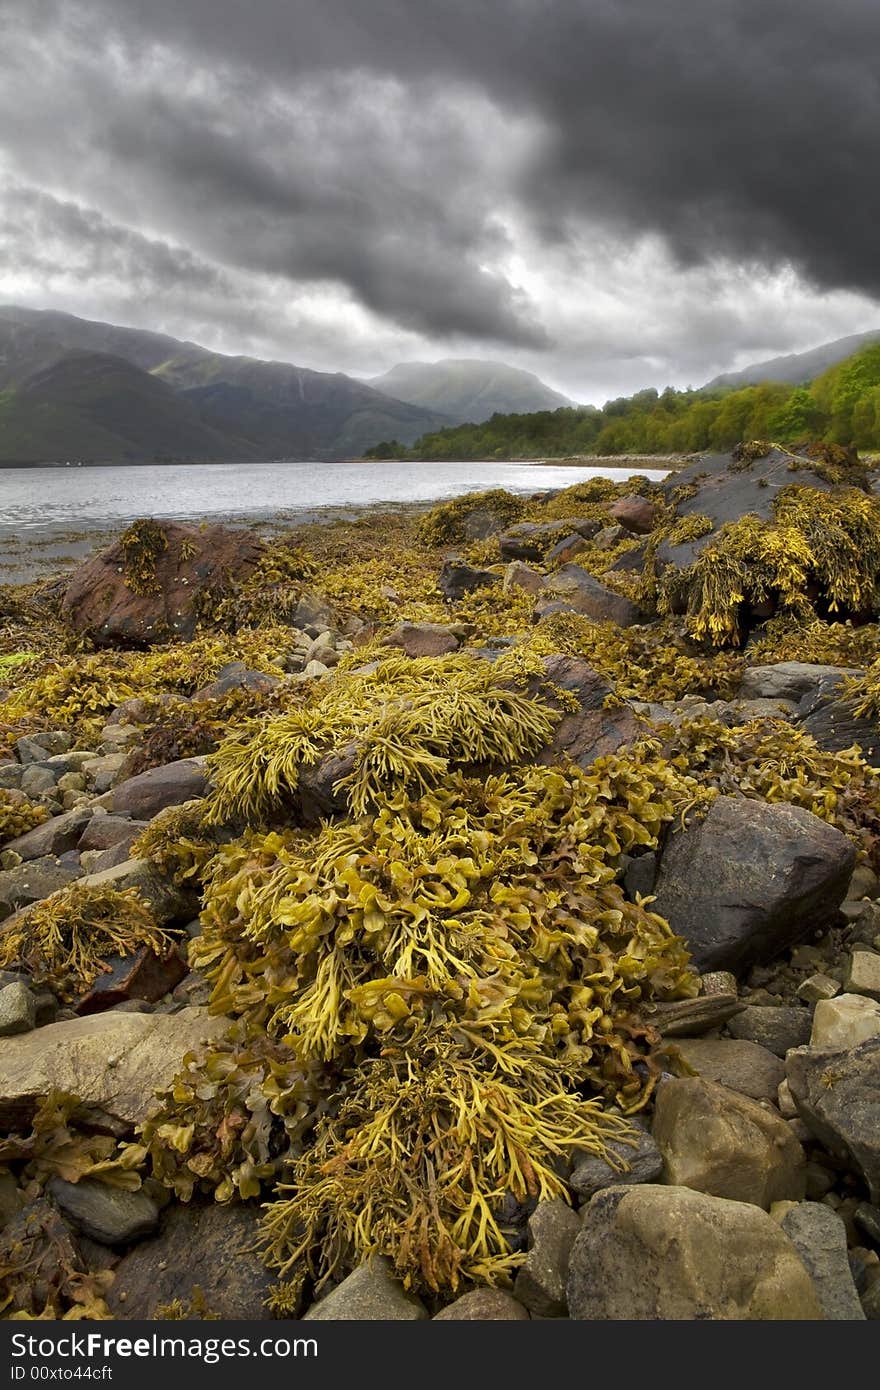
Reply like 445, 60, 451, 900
0, 306, 450, 463
704, 329, 880, 391
367, 358, 571, 425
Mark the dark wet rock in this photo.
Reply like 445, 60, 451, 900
438, 559, 500, 601
512, 1199, 581, 1317
622, 851, 657, 900
567, 1184, 824, 1320
383, 621, 460, 658
102, 760, 208, 820
192, 661, 280, 702
15, 732, 73, 764
297, 743, 359, 825
304, 1256, 428, 1320
544, 532, 588, 565
87, 838, 142, 874
48, 1177, 159, 1247
532, 655, 645, 769
62, 521, 266, 647
652, 1077, 805, 1207
651, 795, 854, 974
569, 1128, 663, 1201
786, 1037, 880, 1202
800, 676, 880, 764
78, 816, 150, 853
0, 854, 82, 923
533, 564, 644, 627
726, 1004, 813, 1057
781, 1202, 865, 1320
1, 807, 92, 863
108, 1201, 273, 1318
499, 518, 601, 562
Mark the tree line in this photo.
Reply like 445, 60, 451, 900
365, 343, 880, 460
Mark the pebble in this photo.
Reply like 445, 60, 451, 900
0, 981, 35, 1036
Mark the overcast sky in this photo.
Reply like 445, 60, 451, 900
1, 0, 879, 403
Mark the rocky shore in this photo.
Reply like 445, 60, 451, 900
1, 441, 880, 1320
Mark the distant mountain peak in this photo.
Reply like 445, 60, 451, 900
367, 357, 572, 425
704, 329, 880, 391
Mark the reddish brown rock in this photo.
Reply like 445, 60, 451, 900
102, 760, 208, 819
61, 520, 266, 647
75, 944, 189, 1016
533, 655, 645, 769
383, 622, 460, 658
609, 495, 658, 534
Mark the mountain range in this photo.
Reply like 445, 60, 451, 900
704, 329, 880, 391
0, 307, 571, 465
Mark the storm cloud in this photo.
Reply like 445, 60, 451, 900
1, 0, 878, 398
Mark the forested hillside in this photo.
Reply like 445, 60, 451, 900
367, 343, 880, 460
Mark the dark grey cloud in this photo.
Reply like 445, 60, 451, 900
0, 0, 878, 393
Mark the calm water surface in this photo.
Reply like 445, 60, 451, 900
0, 459, 668, 582
0, 459, 667, 533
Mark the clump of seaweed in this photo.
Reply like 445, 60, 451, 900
521, 614, 744, 701
656, 714, 880, 862
261, 1049, 633, 1293
132, 1032, 325, 1203
0, 884, 176, 999
748, 616, 880, 668
0, 789, 50, 846
417, 490, 528, 546
205, 652, 561, 826
649, 485, 880, 646
129, 799, 230, 888
0, 1091, 142, 1199
0, 1197, 114, 1319
120, 520, 169, 596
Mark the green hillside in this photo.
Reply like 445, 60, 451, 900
367, 343, 880, 461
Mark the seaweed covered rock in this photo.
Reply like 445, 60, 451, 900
533, 565, 645, 627
531, 654, 646, 768
438, 559, 500, 601
651, 795, 854, 973
799, 674, 880, 764
645, 446, 880, 645
567, 1185, 824, 1320
61, 520, 266, 647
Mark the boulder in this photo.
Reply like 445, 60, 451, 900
0, 854, 82, 923
292, 592, 337, 631
107, 1202, 273, 1318
567, 1184, 824, 1320
191, 661, 280, 702
1, 807, 93, 863
79, 816, 149, 854
0, 981, 35, 1036
304, 1256, 428, 1320
786, 1037, 880, 1201
739, 663, 855, 704
609, 495, 658, 534
844, 951, 880, 1003
670, 1037, 785, 1103
810, 994, 880, 1049
569, 1127, 663, 1201
0, 1008, 226, 1130
652, 1077, 805, 1207
382, 622, 460, 658
438, 559, 500, 601
502, 561, 545, 595
512, 1199, 581, 1317
533, 564, 644, 627
75, 944, 189, 1016
15, 732, 73, 764
726, 1005, 813, 1058
434, 1290, 529, 1320
532, 655, 645, 769
72, 858, 195, 925
100, 760, 208, 820
780, 1203, 865, 1321
799, 677, 880, 764
48, 1177, 159, 1247
650, 795, 854, 974
62, 520, 266, 647
499, 519, 600, 563
544, 533, 588, 566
